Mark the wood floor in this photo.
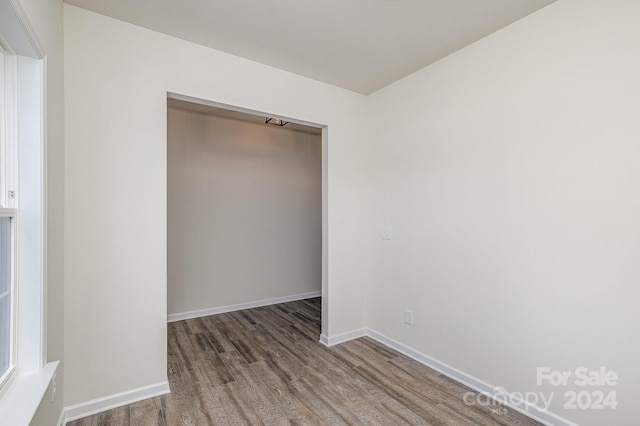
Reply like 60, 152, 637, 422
68, 298, 540, 425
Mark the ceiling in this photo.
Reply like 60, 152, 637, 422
64, 0, 556, 95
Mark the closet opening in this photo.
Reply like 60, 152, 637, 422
166, 94, 327, 342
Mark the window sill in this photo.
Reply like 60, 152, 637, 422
0, 361, 59, 426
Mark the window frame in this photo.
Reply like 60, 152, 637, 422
0, 3, 56, 419
1, 49, 17, 211
0, 44, 19, 394
0, 48, 3, 208
0, 210, 16, 392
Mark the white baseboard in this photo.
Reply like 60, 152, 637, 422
319, 334, 330, 346
167, 291, 321, 323
319, 328, 367, 347
322, 327, 575, 426
62, 381, 170, 424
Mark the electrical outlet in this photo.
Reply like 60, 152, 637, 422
51, 373, 57, 402
404, 310, 413, 325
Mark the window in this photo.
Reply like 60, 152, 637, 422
0, 46, 17, 391
0, 215, 14, 383
0, 3, 56, 423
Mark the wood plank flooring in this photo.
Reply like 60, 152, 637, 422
68, 298, 541, 425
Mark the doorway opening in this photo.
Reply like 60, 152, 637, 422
166, 93, 327, 339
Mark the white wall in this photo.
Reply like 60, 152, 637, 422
167, 108, 321, 315
17, 0, 65, 422
64, 4, 371, 406
368, 0, 640, 424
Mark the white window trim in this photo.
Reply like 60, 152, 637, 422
15, 52, 46, 374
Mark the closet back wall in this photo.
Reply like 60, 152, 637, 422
167, 107, 322, 316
